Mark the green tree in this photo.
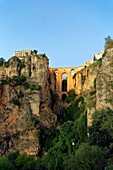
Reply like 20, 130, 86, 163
66, 89, 77, 103
105, 36, 111, 45
104, 36, 113, 50
15, 154, 37, 170
88, 109, 113, 147
32, 50, 38, 55
77, 113, 87, 143
64, 144, 105, 170
6, 152, 19, 165
0, 157, 16, 170
0, 57, 5, 66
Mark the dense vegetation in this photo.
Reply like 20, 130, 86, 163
0, 90, 113, 169
1, 38, 113, 169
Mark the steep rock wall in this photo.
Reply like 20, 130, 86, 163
74, 60, 101, 94
96, 49, 113, 110
0, 54, 56, 155
73, 59, 102, 126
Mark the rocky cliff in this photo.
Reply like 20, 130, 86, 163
96, 49, 113, 110
73, 49, 113, 126
74, 59, 101, 94
73, 58, 102, 126
1, 48, 113, 155
0, 54, 56, 155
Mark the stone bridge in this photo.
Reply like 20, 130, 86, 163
50, 66, 84, 99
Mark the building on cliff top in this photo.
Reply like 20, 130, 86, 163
15, 50, 32, 57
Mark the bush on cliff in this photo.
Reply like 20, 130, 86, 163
105, 36, 113, 50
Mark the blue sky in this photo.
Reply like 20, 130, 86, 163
0, 0, 113, 67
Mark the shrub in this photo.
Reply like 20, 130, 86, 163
20, 60, 25, 69
105, 39, 113, 50
90, 90, 96, 96
11, 97, 20, 106
6, 152, 19, 164
4, 60, 9, 67
0, 157, 16, 170
12, 75, 26, 85
23, 82, 30, 89
0, 57, 5, 66
98, 58, 102, 67
30, 84, 41, 91
66, 89, 77, 103
30, 84, 37, 91
36, 84, 41, 90
1, 79, 8, 84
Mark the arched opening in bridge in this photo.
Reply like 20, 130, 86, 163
71, 69, 75, 75
55, 70, 58, 75
62, 73, 67, 92
62, 93, 67, 101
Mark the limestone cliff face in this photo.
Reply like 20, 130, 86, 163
74, 61, 101, 94
96, 49, 113, 110
74, 49, 113, 125
73, 59, 102, 126
0, 54, 56, 155
0, 84, 40, 155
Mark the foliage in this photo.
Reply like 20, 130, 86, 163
98, 58, 102, 67
1, 84, 113, 170
105, 36, 113, 50
29, 84, 41, 91
64, 144, 105, 170
0, 57, 9, 67
105, 35, 111, 45
90, 90, 96, 96
60, 96, 85, 123
0, 107, 113, 169
40, 127, 59, 154
23, 82, 30, 89
0, 157, 16, 170
32, 50, 38, 55
65, 89, 77, 103
88, 109, 113, 148
92, 58, 102, 68
15, 154, 37, 170
0, 57, 5, 66
20, 60, 25, 69
29, 116, 41, 138
0, 79, 8, 84
11, 97, 20, 106
7, 75, 26, 86
22, 82, 41, 91
77, 113, 87, 143
6, 152, 19, 167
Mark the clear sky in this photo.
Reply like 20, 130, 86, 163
0, 0, 113, 67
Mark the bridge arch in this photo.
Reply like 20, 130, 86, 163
55, 69, 58, 75
50, 66, 84, 99
62, 73, 67, 92
71, 69, 75, 75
